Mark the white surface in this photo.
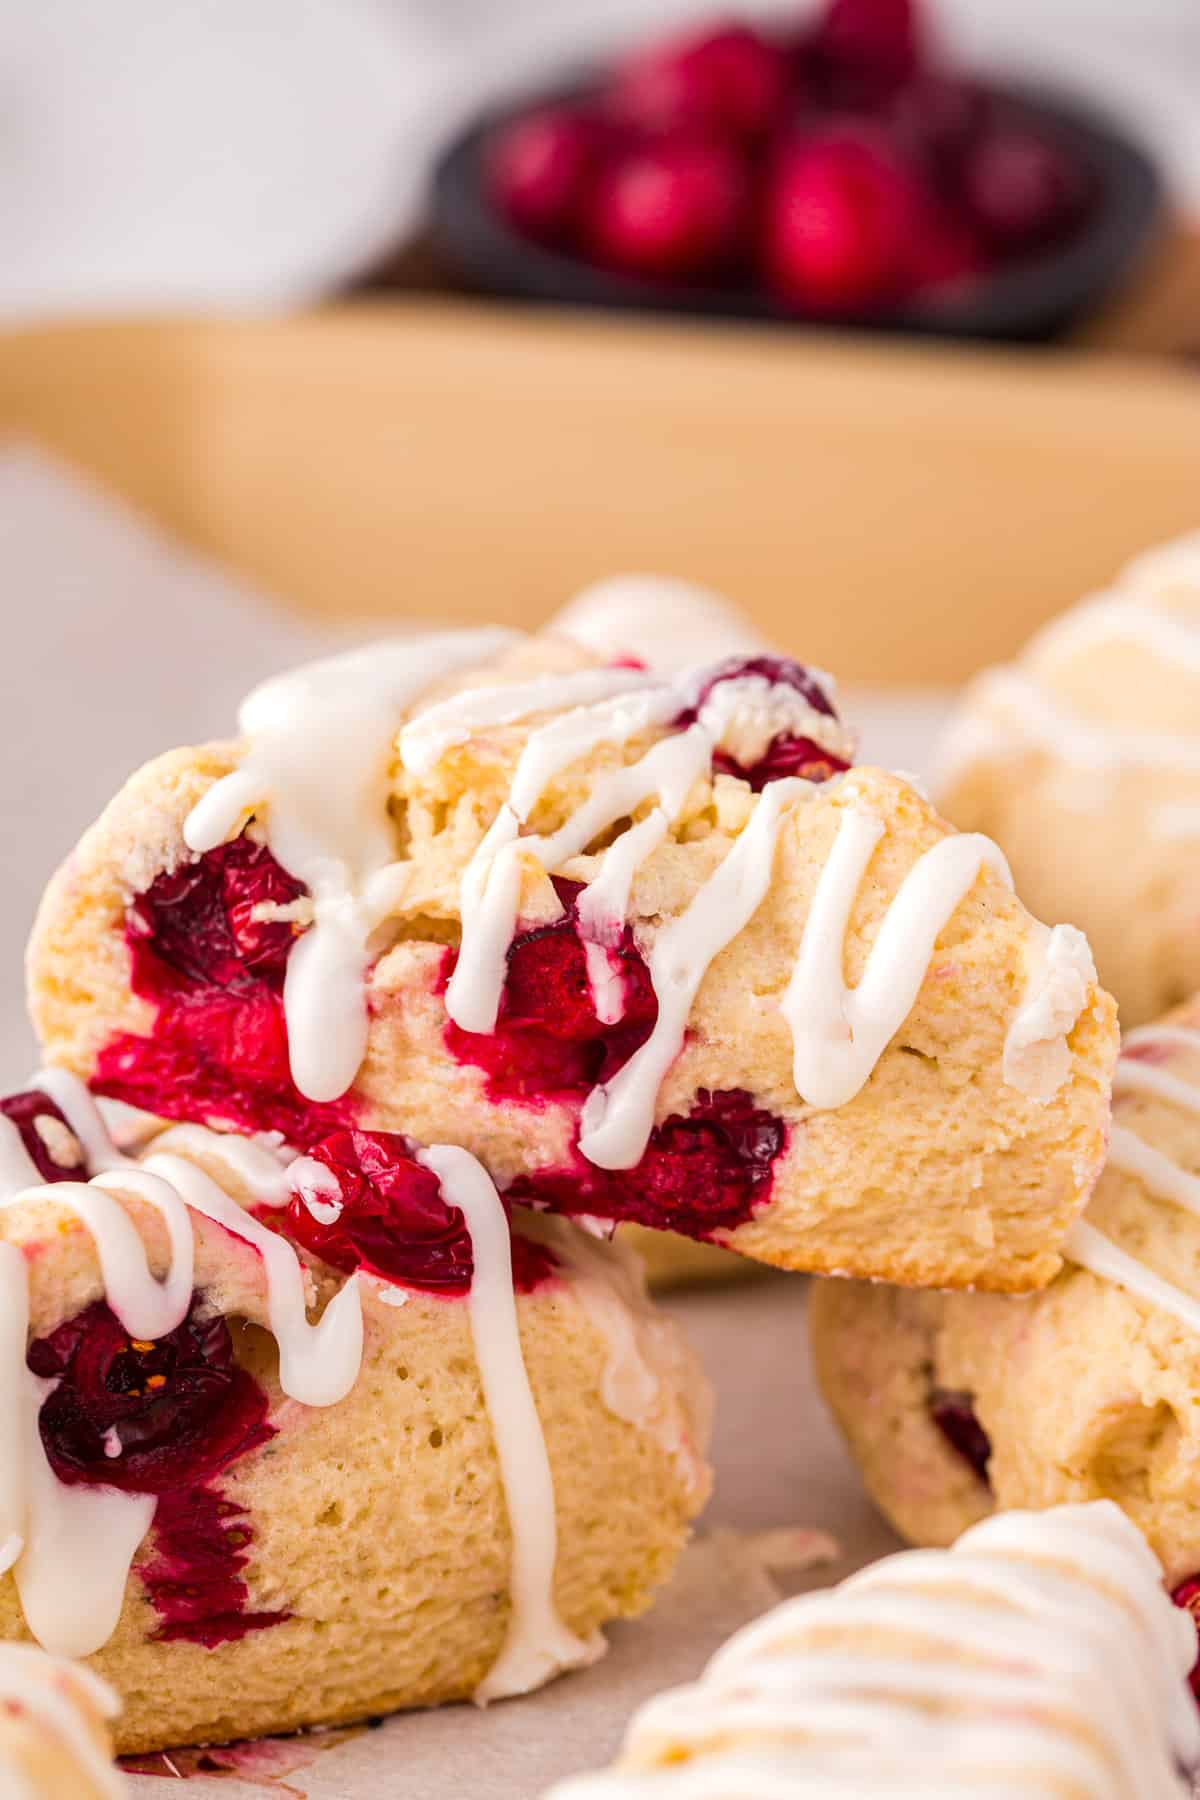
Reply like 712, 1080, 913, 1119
0, 0, 1196, 321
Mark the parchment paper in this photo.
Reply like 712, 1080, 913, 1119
0, 451, 949, 1797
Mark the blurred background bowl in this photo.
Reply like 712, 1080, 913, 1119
432, 81, 1163, 342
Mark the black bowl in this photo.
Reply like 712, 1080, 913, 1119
431, 80, 1164, 343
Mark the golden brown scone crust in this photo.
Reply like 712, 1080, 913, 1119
0, 1647, 118, 1798
29, 639, 1117, 1292
812, 993, 1200, 1584
939, 545, 1200, 1027
1, 1147, 710, 1755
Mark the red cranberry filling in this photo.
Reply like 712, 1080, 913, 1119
140, 1487, 286, 1649
508, 1087, 786, 1240
29, 1296, 285, 1647
96, 833, 351, 1147
0, 1091, 82, 1185
1171, 1579, 1200, 1704
30, 1299, 273, 1493
929, 1387, 992, 1483
675, 655, 851, 791
444, 880, 658, 1105
287, 1129, 557, 1297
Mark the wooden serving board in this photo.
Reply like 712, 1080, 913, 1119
1, 301, 1197, 684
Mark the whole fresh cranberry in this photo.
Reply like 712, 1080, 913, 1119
813, 0, 924, 102
0, 1091, 83, 1185
906, 199, 984, 294
960, 120, 1091, 254
287, 1128, 556, 1296
609, 22, 791, 142
1171, 1578, 1200, 1702
29, 1299, 273, 1493
760, 129, 927, 312
886, 74, 990, 175
486, 107, 608, 244
584, 138, 750, 281
929, 1388, 992, 1482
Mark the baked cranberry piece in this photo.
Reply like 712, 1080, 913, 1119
929, 1387, 992, 1483
584, 138, 750, 282
98, 832, 351, 1146
30, 1297, 284, 1645
29, 1299, 273, 1494
127, 834, 303, 991
444, 880, 658, 1104
509, 1088, 787, 1240
760, 128, 928, 312
679, 655, 851, 790
608, 22, 790, 142
0, 1090, 82, 1185
1171, 1578, 1200, 1703
486, 106, 609, 245
288, 1129, 556, 1296
960, 119, 1091, 255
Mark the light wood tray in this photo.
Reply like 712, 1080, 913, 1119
1, 302, 1197, 683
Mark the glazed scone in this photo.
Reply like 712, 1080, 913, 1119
0, 1644, 122, 1798
812, 995, 1200, 1590
939, 531, 1200, 1025
0, 1075, 710, 1754
28, 611, 1118, 1292
546, 1503, 1199, 1800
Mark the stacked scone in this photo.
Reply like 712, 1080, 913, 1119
0, 576, 1133, 1779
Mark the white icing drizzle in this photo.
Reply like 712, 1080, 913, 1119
937, 543, 1200, 802
580, 778, 807, 1170
546, 1502, 1198, 1800
398, 667, 657, 776
782, 812, 1015, 1111
184, 630, 518, 1104
416, 1147, 596, 1702
444, 686, 698, 1034
0, 1642, 123, 1800
1064, 1026, 1200, 1336
0, 1242, 155, 1661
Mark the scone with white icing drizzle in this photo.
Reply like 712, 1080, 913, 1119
939, 530, 1200, 1025
0, 1644, 122, 1798
545, 1503, 1200, 1800
0, 1075, 710, 1753
29, 605, 1118, 1292
812, 994, 1200, 1599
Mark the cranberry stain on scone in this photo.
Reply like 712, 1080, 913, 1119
812, 996, 1200, 1620
0, 1074, 709, 1754
28, 603, 1118, 1290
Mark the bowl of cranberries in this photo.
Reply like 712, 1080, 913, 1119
431, 0, 1162, 341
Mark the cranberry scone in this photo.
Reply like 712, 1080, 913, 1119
939, 531, 1200, 1025
0, 1644, 121, 1798
0, 1074, 709, 1754
29, 614, 1118, 1291
546, 1503, 1200, 1800
813, 996, 1200, 1593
